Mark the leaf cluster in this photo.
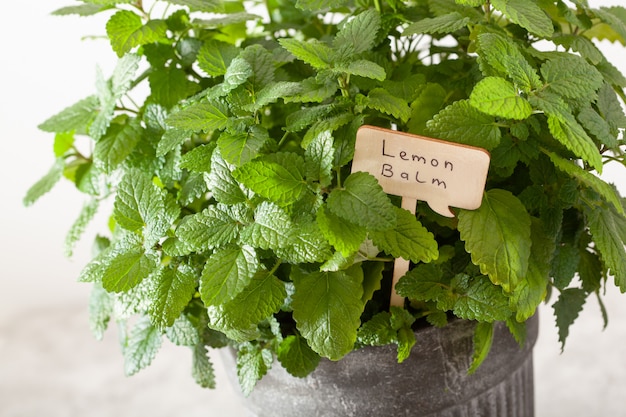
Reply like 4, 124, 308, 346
26, 0, 626, 392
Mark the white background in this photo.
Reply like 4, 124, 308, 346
1, 1, 625, 416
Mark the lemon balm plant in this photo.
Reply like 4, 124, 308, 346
26, 0, 626, 397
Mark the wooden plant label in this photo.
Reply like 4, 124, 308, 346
351, 125, 491, 218
351, 125, 490, 306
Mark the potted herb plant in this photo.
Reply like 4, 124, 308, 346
25, 0, 626, 416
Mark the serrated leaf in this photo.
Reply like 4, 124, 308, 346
176, 206, 241, 252
52, 4, 108, 16
541, 56, 604, 100
302, 111, 355, 149
476, 32, 542, 92
244, 81, 303, 112
88, 282, 114, 341
205, 149, 247, 205
547, 152, 624, 214
275, 219, 332, 263
180, 143, 215, 172
148, 67, 200, 109
360, 88, 411, 122
38, 95, 99, 133
333, 9, 380, 58
586, 207, 626, 291
370, 207, 438, 263
596, 82, 626, 141
291, 266, 364, 360
106, 10, 167, 57
305, 130, 334, 187
283, 77, 338, 103
453, 276, 512, 321
212, 270, 287, 332
426, 100, 502, 150
165, 314, 200, 347
334, 59, 386, 81
553, 288, 587, 350
166, 100, 229, 133
278, 38, 333, 69
148, 264, 197, 329
546, 113, 603, 173
217, 128, 268, 167
468, 322, 493, 374
511, 219, 553, 321
469, 77, 532, 120
240, 201, 294, 250
404, 12, 470, 35
357, 312, 396, 346
94, 118, 143, 173
237, 344, 273, 396
124, 316, 163, 376
491, 0, 553, 38
113, 169, 169, 246
316, 206, 366, 257
277, 335, 320, 378
233, 153, 307, 205
192, 344, 216, 389
197, 40, 241, 77
157, 128, 192, 157
240, 45, 275, 90
327, 172, 396, 231
65, 199, 99, 257
101, 247, 158, 293
458, 189, 532, 292
165, 0, 224, 12
200, 245, 259, 306
295, 0, 348, 11
23, 158, 65, 206
577, 105, 616, 149
396, 263, 455, 310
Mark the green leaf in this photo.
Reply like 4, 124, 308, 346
38, 96, 99, 133
165, 0, 224, 12
65, 199, 99, 257
468, 322, 493, 374
101, 247, 158, 293
113, 169, 169, 246
357, 312, 396, 346
396, 263, 455, 310
305, 130, 334, 188
148, 264, 197, 329
52, 4, 108, 16
511, 219, 553, 321
166, 100, 229, 133
226, 269, 287, 328
426, 100, 502, 150
469, 77, 533, 120
334, 60, 386, 81
491, 0, 554, 38
124, 316, 163, 376
547, 151, 623, 215
275, 219, 332, 263
546, 113, 603, 173
295, 0, 348, 11
333, 9, 380, 58
165, 314, 200, 347
327, 172, 397, 231
277, 335, 321, 378
278, 38, 333, 69
553, 288, 587, 350
359, 88, 411, 122
176, 206, 241, 252
316, 207, 367, 257
197, 40, 241, 77
180, 143, 214, 172
233, 153, 307, 205
23, 158, 65, 206
205, 148, 248, 204
148, 67, 200, 109
404, 12, 470, 35
200, 245, 259, 306
370, 207, 439, 263
192, 344, 216, 389
106, 10, 167, 57
291, 266, 364, 360
586, 207, 626, 291
453, 275, 513, 321
240, 201, 294, 250
218, 128, 269, 167
541, 56, 604, 99
244, 81, 303, 112
88, 282, 114, 341
458, 189, 532, 292
157, 128, 192, 157
237, 343, 273, 396
94, 117, 143, 173
476, 33, 542, 92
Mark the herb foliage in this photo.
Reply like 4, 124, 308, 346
27, 0, 626, 393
